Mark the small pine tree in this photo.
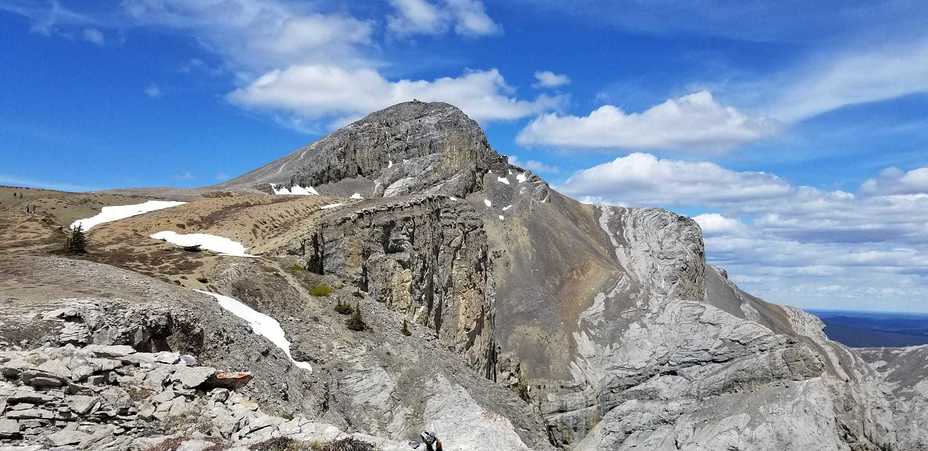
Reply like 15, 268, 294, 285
401, 319, 411, 336
334, 298, 353, 315
346, 303, 366, 331
66, 225, 87, 254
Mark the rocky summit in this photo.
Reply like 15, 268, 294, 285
1, 101, 926, 450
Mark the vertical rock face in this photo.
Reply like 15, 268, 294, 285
290, 195, 497, 376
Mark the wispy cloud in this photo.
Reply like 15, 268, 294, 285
81, 27, 104, 45
144, 83, 162, 98
533, 70, 570, 88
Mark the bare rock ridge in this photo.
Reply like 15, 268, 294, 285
220, 100, 508, 199
2, 101, 926, 450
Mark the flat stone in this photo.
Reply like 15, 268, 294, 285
207, 371, 252, 390
67, 395, 99, 415
37, 359, 73, 378
21, 370, 67, 388
6, 408, 55, 420
99, 387, 133, 414
47, 429, 90, 446
151, 389, 177, 404
0, 419, 20, 438
84, 345, 136, 358
9, 388, 57, 404
178, 355, 198, 366
177, 439, 217, 451
171, 366, 215, 389
154, 351, 181, 364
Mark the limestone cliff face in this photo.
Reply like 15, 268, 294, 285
287, 195, 497, 377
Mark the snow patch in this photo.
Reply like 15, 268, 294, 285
483, 199, 492, 207
449, 196, 458, 201
388, 160, 393, 168
498, 215, 505, 221
497, 176, 510, 185
195, 290, 312, 372
151, 231, 252, 257
350, 193, 363, 199
516, 173, 528, 183
321, 203, 343, 210
71, 201, 186, 231
502, 205, 512, 211
271, 183, 318, 196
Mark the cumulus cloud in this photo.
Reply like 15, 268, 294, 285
693, 213, 744, 236
533, 70, 570, 88
507, 155, 559, 173
860, 166, 928, 196
517, 91, 779, 153
559, 153, 791, 206
229, 66, 563, 125
387, 0, 501, 37
81, 27, 104, 45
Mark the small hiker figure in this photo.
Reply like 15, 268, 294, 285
409, 431, 443, 451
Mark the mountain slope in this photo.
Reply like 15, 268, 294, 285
2, 102, 925, 450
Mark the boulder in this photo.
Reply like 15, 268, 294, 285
207, 371, 252, 390
171, 366, 215, 389
20, 370, 66, 388
67, 395, 99, 415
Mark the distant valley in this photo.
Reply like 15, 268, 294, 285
810, 309, 928, 347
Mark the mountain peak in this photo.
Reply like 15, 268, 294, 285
222, 101, 507, 197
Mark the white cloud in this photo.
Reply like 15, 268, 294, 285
517, 91, 780, 153
81, 27, 104, 45
860, 166, 928, 196
564, 153, 928, 311
507, 155, 559, 173
229, 66, 563, 125
388, 0, 446, 36
121, 0, 374, 72
144, 83, 163, 98
768, 39, 928, 122
693, 213, 743, 236
387, 0, 500, 37
446, 0, 500, 36
559, 152, 791, 206
533, 70, 570, 88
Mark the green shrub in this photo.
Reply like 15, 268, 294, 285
346, 304, 366, 331
334, 298, 353, 315
309, 283, 332, 297
288, 263, 305, 273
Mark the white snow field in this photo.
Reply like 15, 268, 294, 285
195, 290, 312, 372
71, 200, 186, 231
350, 193, 363, 199
516, 173, 528, 183
150, 231, 252, 257
497, 176, 511, 185
320, 203, 343, 210
270, 183, 319, 196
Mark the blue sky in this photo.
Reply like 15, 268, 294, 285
1, 0, 927, 313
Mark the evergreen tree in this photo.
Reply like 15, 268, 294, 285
67, 225, 87, 254
401, 319, 411, 336
346, 303, 366, 331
